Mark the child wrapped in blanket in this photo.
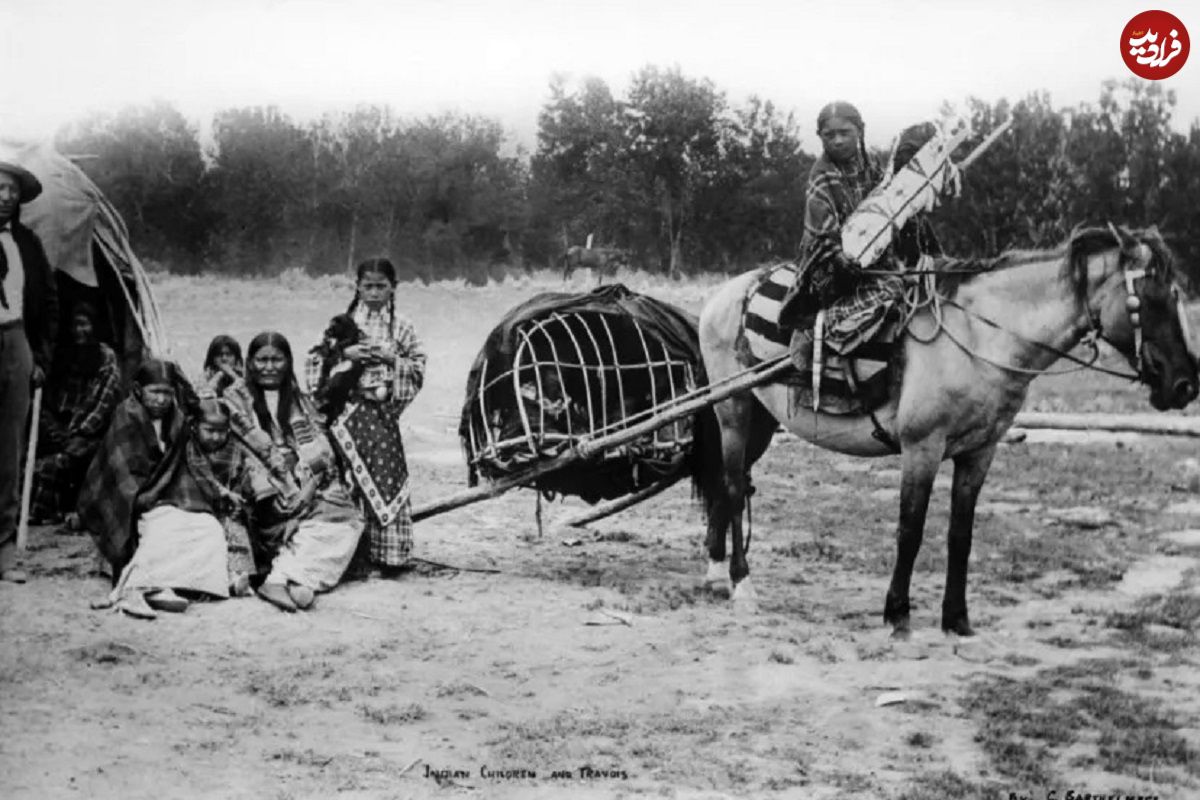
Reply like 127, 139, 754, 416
108, 395, 258, 619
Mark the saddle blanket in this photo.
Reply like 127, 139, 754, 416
740, 263, 898, 415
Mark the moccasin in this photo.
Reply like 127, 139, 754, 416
257, 582, 296, 612
287, 583, 315, 610
145, 588, 189, 613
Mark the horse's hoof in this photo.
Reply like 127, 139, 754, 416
942, 615, 975, 637
943, 623, 976, 637
703, 561, 731, 598
732, 579, 758, 614
890, 621, 912, 641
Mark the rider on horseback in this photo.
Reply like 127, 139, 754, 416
778, 101, 946, 354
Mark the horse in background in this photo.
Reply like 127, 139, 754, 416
562, 245, 630, 285
693, 225, 1198, 638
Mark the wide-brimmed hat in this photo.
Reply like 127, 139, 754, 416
0, 157, 42, 203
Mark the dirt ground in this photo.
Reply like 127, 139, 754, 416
3, 272, 1200, 799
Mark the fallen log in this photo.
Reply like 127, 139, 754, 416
1011, 411, 1200, 438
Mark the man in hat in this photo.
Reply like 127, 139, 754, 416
0, 154, 59, 583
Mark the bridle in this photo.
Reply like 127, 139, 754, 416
909, 225, 1190, 382
1097, 222, 1198, 380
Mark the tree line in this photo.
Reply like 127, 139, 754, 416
54, 69, 1200, 284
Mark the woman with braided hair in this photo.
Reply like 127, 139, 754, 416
779, 103, 944, 353
304, 257, 426, 579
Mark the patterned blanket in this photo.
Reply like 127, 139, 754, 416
78, 397, 184, 575
740, 263, 899, 415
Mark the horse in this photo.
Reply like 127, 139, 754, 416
693, 225, 1198, 638
562, 245, 629, 285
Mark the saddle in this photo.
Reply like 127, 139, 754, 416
740, 263, 902, 417
784, 310, 901, 416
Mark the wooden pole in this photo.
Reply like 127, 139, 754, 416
958, 117, 1014, 172
1011, 411, 1200, 438
412, 355, 793, 522
562, 477, 681, 528
17, 387, 43, 550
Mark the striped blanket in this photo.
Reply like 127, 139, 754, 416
740, 263, 898, 415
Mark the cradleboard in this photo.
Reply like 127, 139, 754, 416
841, 116, 971, 267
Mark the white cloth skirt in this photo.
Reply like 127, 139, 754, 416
113, 506, 230, 600
265, 518, 363, 592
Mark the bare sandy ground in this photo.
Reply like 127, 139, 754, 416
3, 275, 1199, 799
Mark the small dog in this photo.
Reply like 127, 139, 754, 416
310, 314, 366, 422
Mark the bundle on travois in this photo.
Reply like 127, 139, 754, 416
459, 284, 705, 504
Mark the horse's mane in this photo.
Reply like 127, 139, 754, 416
937, 225, 1180, 303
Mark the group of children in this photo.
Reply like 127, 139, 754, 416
31, 258, 427, 619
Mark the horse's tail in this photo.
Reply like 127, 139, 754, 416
689, 399, 725, 525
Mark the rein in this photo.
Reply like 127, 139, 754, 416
939, 298, 1139, 380
889, 239, 1148, 381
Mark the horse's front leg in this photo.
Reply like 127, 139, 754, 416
884, 438, 942, 638
942, 445, 997, 636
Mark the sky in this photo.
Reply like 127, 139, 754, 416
2, 0, 1198, 154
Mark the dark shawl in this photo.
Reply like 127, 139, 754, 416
78, 395, 183, 576
137, 431, 248, 519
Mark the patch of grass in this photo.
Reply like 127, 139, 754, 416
1106, 591, 1200, 652
242, 662, 341, 707
767, 650, 794, 665
895, 771, 997, 800
894, 698, 942, 714
488, 704, 808, 791
1108, 592, 1200, 631
823, 768, 876, 793
244, 673, 308, 708
592, 529, 636, 543
628, 582, 703, 613
962, 658, 1200, 785
358, 702, 427, 725
1003, 653, 1042, 667
269, 748, 335, 768
435, 680, 489, 698
771, 537, 842, 562
906, 731, 934, 748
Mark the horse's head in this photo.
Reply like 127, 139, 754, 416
1075, 225, 1199, 410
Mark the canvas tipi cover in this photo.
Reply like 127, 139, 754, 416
5, 141, 168, 379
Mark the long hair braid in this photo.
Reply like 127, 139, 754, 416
245, 331, 297, 440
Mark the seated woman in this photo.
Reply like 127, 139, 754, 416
78, 358, 188, 582
29, 302, 123, 524
225, 331, 364, 612
108, 395, 256, 619
201, 334, 244, 397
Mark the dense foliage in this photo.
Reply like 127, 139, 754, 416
54, 72, 1200, 284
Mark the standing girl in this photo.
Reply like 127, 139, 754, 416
305, 257, 426, 577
